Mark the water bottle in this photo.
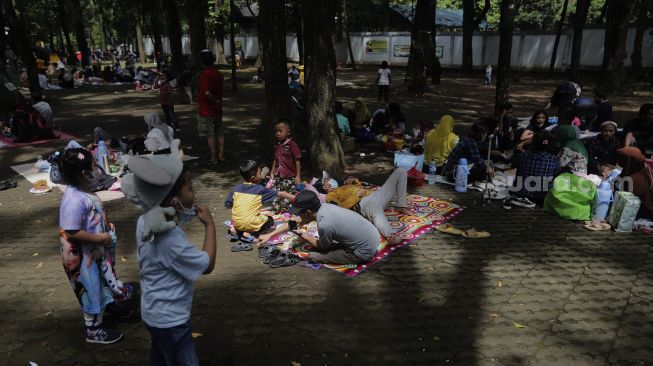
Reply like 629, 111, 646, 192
428, 161, 437, 185
96, 140, 108, 168
592, 180, 613, 223
606, 166, 622, 184
454, 158, 469, 193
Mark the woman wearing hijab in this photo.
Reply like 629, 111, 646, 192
352, 98, 371, 131
556, 125, 588, 175
617, 147, 653, 218
424, 115, 459, 168
586, 121, 622, 173
144, 112, 175, 153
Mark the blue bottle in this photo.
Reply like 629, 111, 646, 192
96, 140, 108, 168
428, 161, 437, 185
454, 158, 469, 193
592, 180, 613, 222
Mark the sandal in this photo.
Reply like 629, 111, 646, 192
0, 181, 17, 191
583, 222, 611, 231
269, 252, 301, 268
258, 245, 277, 258
263, 248, 282, 264
460, 228, 491, 239
231, 242, 253, 252
436, 223, 464, 236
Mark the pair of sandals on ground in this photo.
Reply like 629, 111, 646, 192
0, 180, 17, 190
228, 232, 302, 268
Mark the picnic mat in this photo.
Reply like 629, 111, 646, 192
10, 154, 199, 202
254, 193, 464, 277
0, 131, 76, 149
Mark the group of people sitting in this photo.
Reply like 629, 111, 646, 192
334, 99, 408, 146
224, 119, 414, 265
419, 98, 653, 220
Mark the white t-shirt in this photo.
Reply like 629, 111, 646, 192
378, 68, 391, 86
136, 216, 209, 328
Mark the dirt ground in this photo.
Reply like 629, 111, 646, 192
1, 67, 652, 366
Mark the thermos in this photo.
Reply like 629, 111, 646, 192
428, 161, 437, 185
592, 180, 613, 223
96, 140, 108, 168
454, 158, 469, 193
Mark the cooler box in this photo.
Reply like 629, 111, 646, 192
394, 151, 424, 171
607, 191, 641, 232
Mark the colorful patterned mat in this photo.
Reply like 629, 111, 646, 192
257, 194, 464, 277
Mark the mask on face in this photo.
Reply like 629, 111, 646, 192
173, 198, 197, 225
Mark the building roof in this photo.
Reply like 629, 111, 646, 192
390, 4, 489, 29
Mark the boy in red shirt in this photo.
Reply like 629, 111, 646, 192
270, 120, 302, 211
159, 71, 179, 131
197, 50, 225, 165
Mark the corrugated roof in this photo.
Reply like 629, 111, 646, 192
390, 4, 489, 29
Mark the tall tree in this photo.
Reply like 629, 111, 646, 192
302, 0, 345, 176
631, 0, 650, 75
599, 0, 635, 92
494, 0, 518, 114
548, 0, 569, 75
406, 0, 437, 90
187, 0, 208, 68
569, 0, 589, 82
164, 0, 184, 76
230, 0, 237, 91
56, 0, 74, 56
208, 0, 228, 64
135, 19, 147, 63
343, 0, 356, 70
258, 0, 291, 127
462, 0, 490, 73
1, 0, 39, 91
71, 0, 91, 66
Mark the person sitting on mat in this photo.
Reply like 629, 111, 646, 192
443, 122, 492, 183
258, 168, 412, 246
275, 190, 380, 265
225, 160, 295, 246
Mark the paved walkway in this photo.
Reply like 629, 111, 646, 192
1, 77, 652, 365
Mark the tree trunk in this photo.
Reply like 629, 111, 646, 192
97, 1, 107, 51
631, 0, 649, 75
187, 0, 207, 69
135, 21, 147, 64
462, 0, 475, 73
71, 0, 90, 67
569, 0, 589, 82
383, 0, 390, 31
548, 0, 569, 75
56, 0, 74, 56
164, 0, 184, 76
230, 0, 237, 91
149, 0, 164, 63
2, 0, 40, 91
213, 0, 228, 65
302, 0, 345, 176
343, 0, 356, 70
297, 22, 304, 64
494, 0, 517, 115
258, 0, 291, 127
599, 0, 635, 92
406, 0, 437, 89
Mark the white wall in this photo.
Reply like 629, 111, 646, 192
144, 28, 653, 70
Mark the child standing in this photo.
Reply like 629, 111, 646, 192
270, 120, 302, 211
225, 160, 296, 249
376, 61, 391, 105
121, 145, 217, 365
485, 65, 492, 86
58, 148, 134, 344
159, 71, 179, 131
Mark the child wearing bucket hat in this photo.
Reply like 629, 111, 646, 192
121, 140, 216, 365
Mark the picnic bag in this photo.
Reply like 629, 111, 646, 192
543, 173, 596, 221
607, 191, 641, 232
407, 163, 425, 188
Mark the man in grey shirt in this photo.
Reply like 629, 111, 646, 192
288, 190, 380, 264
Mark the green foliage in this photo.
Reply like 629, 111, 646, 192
206, 0, 231, 37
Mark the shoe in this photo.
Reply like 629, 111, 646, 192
85, 325, 123, 344
502, 197, 513, 210
105, 301, 134, 318
511, 196, 536, 208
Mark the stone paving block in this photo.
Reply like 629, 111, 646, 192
530, 335, 608, 366
521, 264, 581, 297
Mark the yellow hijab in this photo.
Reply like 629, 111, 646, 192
353, 98, 371, 130
425, 115, 458, 165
